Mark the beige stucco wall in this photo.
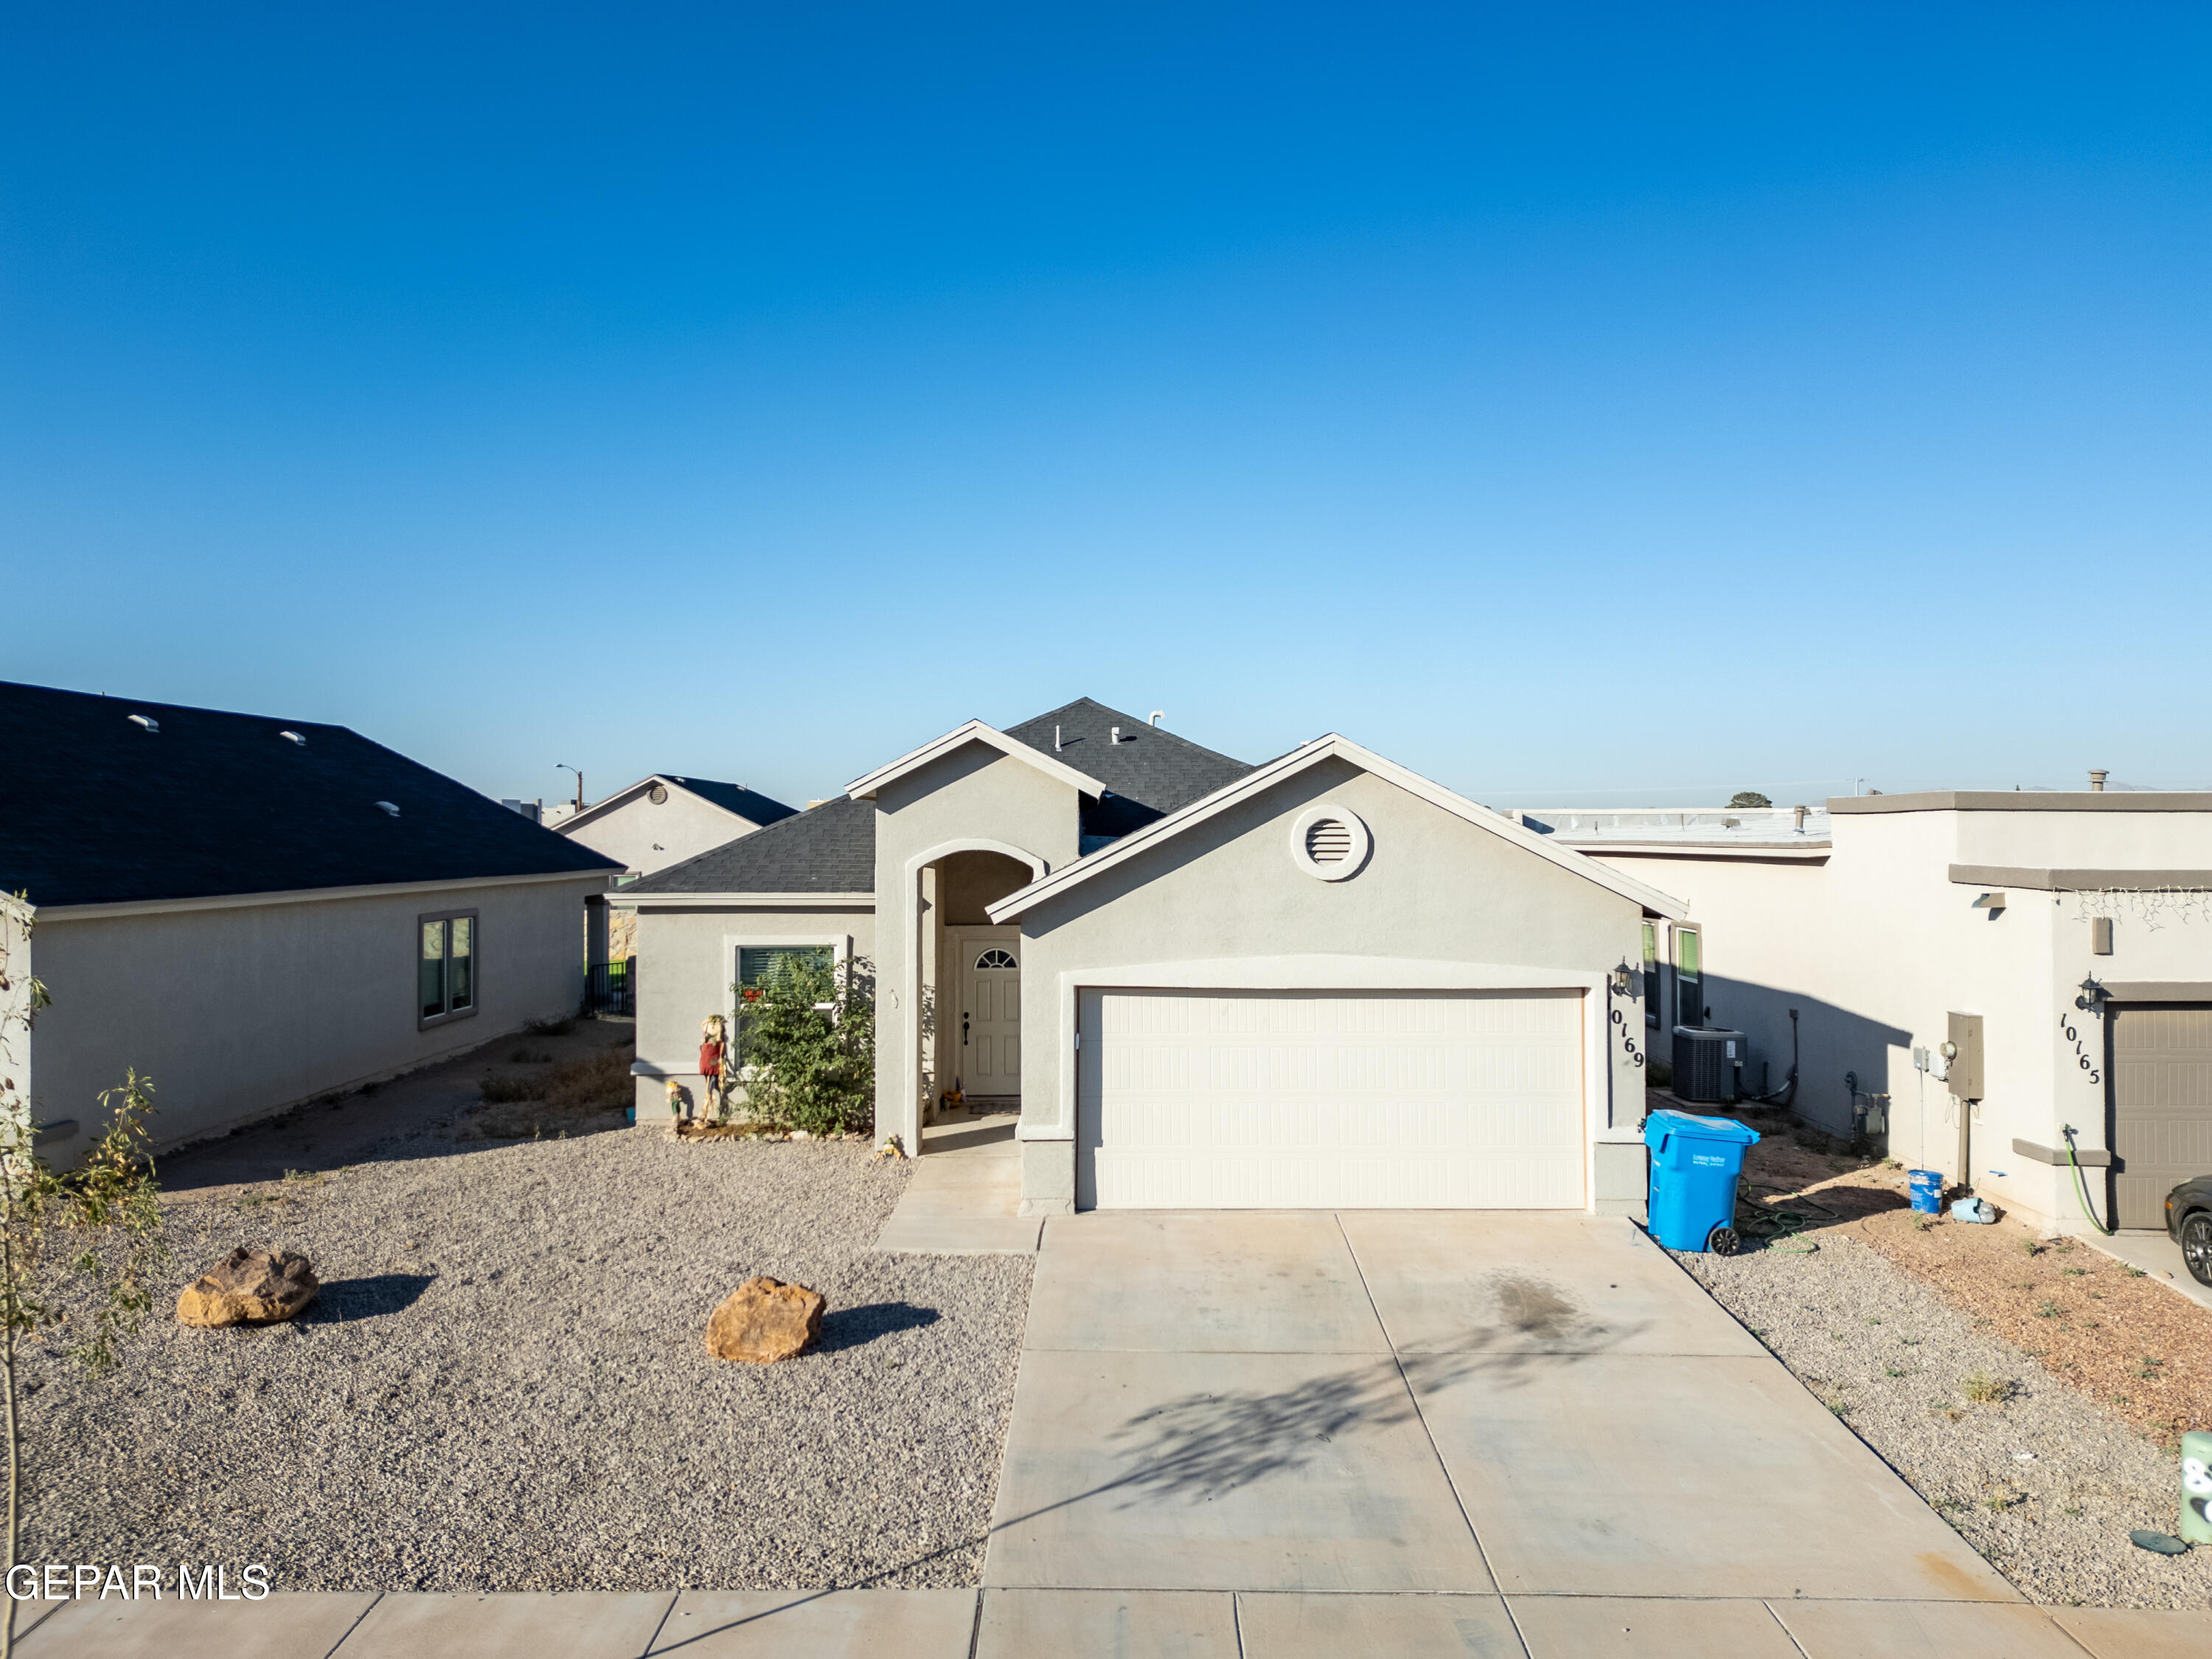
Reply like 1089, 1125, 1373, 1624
29, 874, 605, 1164
1590, 805, 2212, 1230
625, 902, 877, 1121
1009, 758, 1650, 1214
563, 788, 757, 878
869, 745, 1082, 1151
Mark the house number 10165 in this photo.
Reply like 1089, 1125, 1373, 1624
2058, 1012, 2101, 1086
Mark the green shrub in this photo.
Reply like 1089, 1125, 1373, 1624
733, 953, 877, 1137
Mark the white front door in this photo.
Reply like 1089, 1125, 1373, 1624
961, 936, 1021, 1097
1077, 987, 1587, 1208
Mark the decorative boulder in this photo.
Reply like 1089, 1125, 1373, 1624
177, 1248, 319, 1327
706, 1276, 826, 1363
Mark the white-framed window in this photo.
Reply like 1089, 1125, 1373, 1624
727, 936, 850, 1066
1673, 924, 1702, 1029
419, 910, 479, 1027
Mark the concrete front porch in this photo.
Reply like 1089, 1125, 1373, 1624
872, 1107, 1041, 1254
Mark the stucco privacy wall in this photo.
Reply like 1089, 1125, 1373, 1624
1590, 804, 2212, 1230
869, 745, 1080, 1153
566, 788, 757, 879
1008, 757, 1651, 1214
625, 903, 876, 1119
29, 874, 605, 1163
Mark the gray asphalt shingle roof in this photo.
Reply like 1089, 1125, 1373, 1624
625, 700, 1252, 897
2, 681, 621, 908
1004, 698, 1253, 819
625, 794, 874, 894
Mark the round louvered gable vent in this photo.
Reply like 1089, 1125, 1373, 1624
1289, 804, 1370, 880
1304, 818, 1353, 863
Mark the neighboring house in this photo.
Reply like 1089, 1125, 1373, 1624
1, 682, 621, 1163
1526, 787, 2212, 1234
619, 698, 1683, 1217
554, 774, 799, 880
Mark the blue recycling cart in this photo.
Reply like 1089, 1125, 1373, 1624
1644, 1108, 1761, 1253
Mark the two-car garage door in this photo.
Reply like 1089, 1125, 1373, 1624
1075, 987, 1587, 1209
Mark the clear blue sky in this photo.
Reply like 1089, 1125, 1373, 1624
5, 5, 2206, 810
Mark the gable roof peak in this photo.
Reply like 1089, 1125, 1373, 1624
987, 731, 1687, 924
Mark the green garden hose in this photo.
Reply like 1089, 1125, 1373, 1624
2062, 1127, 2116, 1237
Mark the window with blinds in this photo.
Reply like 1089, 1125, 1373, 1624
737, 945, 833, 990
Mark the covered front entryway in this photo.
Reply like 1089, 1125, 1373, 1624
1074, 987, 1587, 1209
2110, 1001, 2212, 1229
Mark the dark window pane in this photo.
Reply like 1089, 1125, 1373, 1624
421, 919, 447, 1018
450, 917, 473, 1009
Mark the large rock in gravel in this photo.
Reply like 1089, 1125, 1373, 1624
176, 1248, 319, 1327
705, 1277, 826, 1363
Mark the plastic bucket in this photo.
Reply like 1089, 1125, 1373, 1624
1907, 1169, 1944, 1214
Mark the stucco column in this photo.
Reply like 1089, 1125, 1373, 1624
902, 864, 925, 1158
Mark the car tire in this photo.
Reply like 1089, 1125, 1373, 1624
2182, 1212, 2212, 1288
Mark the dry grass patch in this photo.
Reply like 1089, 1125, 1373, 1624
463, 1044, 633, 1141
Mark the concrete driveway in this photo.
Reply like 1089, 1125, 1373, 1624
984, 1210, 2014, 1603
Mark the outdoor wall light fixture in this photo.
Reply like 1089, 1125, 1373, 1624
1610, 961, 1634, 995
2075, 976, 2109, 1013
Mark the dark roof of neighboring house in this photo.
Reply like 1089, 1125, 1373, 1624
625, 795, 875, 894
663, 776, 799, 827
1004, 698, 1252, 817
559, 773, 799, 837
1, 681, 622, 908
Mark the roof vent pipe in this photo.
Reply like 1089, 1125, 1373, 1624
2089, 769, 2107, 793
127, 714, 159, 733
1793, 805, 1807, 832
1150, 710, 1164, 726
1054, 726, 1061, 751
1110, 726, 1121, 744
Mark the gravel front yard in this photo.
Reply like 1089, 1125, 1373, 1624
1682, 1231, 2212, 1609
24, 1091, 1034, 1593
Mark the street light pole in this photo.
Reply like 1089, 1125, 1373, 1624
557, 764, 583, 812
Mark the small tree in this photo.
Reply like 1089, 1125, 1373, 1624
0, 894, 164, 1659
731, 953, 876, 1137
1727, 790, 1773, 810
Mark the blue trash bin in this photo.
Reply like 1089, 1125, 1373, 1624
1907, 1169, 1944, 1214
1643, 1109, 1761, 1253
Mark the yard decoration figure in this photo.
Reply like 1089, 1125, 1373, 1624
2183, 1432, 2212, 1545
700, 1015, 728, 1121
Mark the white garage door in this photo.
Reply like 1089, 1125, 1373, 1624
1077, 987, 1587, 1209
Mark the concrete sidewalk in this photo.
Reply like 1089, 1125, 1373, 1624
22, 1587, 2212, 1657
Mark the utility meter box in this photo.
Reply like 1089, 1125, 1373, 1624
1946, 1012, 1985, 1102
1672, 1026, 1746, 1104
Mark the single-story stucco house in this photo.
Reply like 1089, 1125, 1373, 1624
1520, 784, 2212, 1234
554, 773, 798, 880
619, 698, 1685, 1216
1, 681, 621, 1164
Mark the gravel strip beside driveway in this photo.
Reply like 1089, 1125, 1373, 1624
1680, 1231, 2212, 1609
25, 1125, 1034, 1593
